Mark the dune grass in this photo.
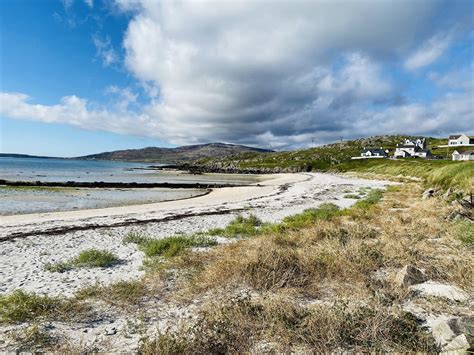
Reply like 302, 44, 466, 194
335, 159, 473, 193
45, 249, 119, 273
142, 294, 435, 353
208, 215, 263, 238
76, 280, 147, 308
140, 183, 472, 353
0, 290, 88, 325
123, 232, 217, 258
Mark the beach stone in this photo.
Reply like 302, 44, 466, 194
442, 334, 470, 352
422, 188, 435, 200
394, 265, 427, 287
427, 316, 456, 348
104, 327, 117, 335
409, 282, 469, 302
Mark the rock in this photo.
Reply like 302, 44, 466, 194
394, 265, 427, 287
422, 188, 436, 200
427, 316, 456, 348
442, 334, 470, 352
409, 282, 469, 302
104, 327, 117, 335
443, 188, 452, 200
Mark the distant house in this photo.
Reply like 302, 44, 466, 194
448, 134, 474, 147
452, 150, 474, 161
394, 138, 431, 159
351, 147, 388, 159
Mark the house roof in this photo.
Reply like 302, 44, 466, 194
449, 135, 462, 139
453, 150, 474, 155
362, 148, 386, 154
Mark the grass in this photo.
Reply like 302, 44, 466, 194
141, 295, 436, 353
123, 232, 217, 258
0, 290, 58, 324
45, 249, 119, 273
76, 280, 147, 307
0, 290, 88, 324
140, 183, 472, 352
452, 220, 474, 246
344, 193, 361, 199
8, 323, 57, 351
208, 215, 263, 237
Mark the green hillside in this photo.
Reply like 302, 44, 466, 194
195, 135, 472, 193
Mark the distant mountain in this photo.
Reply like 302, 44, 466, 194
0, 153, 62, 159
77, 143, 273, 163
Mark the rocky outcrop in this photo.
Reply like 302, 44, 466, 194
409, 281, 469, 302
394, 265, 427, 287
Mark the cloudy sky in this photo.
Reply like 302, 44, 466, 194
0, 0, 473, 156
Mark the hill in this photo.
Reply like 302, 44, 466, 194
0, 153, 61, 159
77, 143, 273, 163
196, 135, 448, 171
193, 135, 472, 193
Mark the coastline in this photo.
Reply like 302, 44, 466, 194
0, 172, 394, 298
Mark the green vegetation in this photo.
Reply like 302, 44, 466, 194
208, 215, 263, 237
45, 249, 119, 272
343, 193, 361, 199
0, 290, 58, 324
278, 203, 340, 230
453, 220, 474, 246
197, 135, 472, 193
123, 232, 217, 258
142, 296, 435, 353
8, 323, 56, 351
76, 280, 147, 307
334, 159, 473, 192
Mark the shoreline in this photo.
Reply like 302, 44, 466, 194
0, 172, 394, 299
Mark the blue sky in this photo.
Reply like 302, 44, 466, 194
1, 0, 473, 156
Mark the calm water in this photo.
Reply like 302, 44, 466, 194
0, 157, 261, 215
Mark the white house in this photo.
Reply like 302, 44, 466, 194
448, 134, 474, 147
352, 147, 388, 159
452, 150, 474, 161
394, 138, 431, 159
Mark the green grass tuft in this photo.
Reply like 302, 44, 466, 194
0, 290, 58, 324
45, 249, 119, 272
208, 214, 263, 238
140, 235, 217, 258
280, 203, 340, 229
453, 221, 474, 246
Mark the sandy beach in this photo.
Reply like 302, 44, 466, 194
0, 172, 392, 298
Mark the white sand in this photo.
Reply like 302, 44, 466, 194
0, 173, 392, 297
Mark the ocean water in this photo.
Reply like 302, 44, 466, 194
0, 157, 261, 215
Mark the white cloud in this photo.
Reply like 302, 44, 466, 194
404, 31, 454, 70
92, 35, 118, 67
2, 1, 473, 148
84, 0, 93, 8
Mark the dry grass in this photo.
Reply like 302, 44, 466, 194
141, 183, 472, 352
4, 183, 471, 352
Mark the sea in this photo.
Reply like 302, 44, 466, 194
0, 157, 260, 215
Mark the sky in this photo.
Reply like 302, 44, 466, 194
0, 0, 473, 157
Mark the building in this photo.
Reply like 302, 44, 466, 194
351, 147, 388, 159
452, 150, 474, 161
394, 138, 431, 158
448, 134, 474, 147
